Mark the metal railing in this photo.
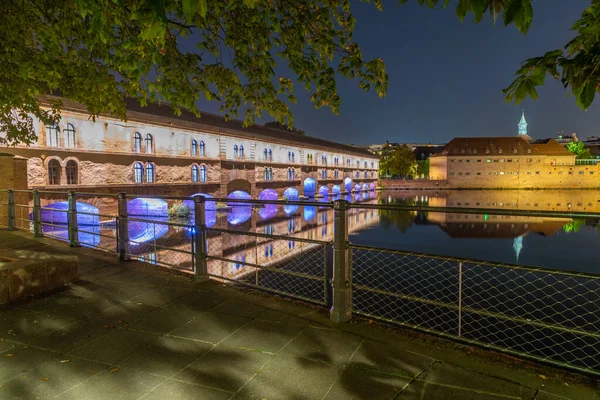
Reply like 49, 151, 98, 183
1, 189, 600, 377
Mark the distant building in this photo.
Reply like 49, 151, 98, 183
583, 136, 600, 159
414, 145, 445, 161
429, 136, 600, 188
355, 141, 444, 157
553, 131, 578, 146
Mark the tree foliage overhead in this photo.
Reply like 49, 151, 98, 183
0, 0, 597, 147
567, 141, 593, 159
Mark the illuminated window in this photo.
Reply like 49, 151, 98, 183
234, 145, 238, 158
191, 140, 198, 157
240, 145, 244, 159
264, 149, 268, 160
134, 162, 144, 183
192, 165, 199, 182
48, 159, 61, 185
146, 163, 155, 183
486, 159, 491, 163
200, 165, 207, 182
499, 172, 505, 175
200, 141, 206, 157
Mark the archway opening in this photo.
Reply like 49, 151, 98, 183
303, 178, 316, 198
344, 177, 353, 192
318, 185, 329, 197
283, 187, 299, 201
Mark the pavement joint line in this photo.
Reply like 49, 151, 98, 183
231, 322, 308, 399
320, 338, 365, 400
409, 379, 525, 400
533, 390, 572, 400
392, 359, 440, 399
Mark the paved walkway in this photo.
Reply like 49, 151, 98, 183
0, 231, 598, 400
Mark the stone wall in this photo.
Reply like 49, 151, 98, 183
0, 155, 28, 227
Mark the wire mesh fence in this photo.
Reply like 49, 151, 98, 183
206, 227, 329, 305
350, 245, 600, 375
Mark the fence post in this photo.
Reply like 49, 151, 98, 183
7, 189, 15, 230
67, 191, 80, 247
330, 199, 352, 323
194, 196, 209, 282
32, 190, 42, 237
117, 192, 129, 260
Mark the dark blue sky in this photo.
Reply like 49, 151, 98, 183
200, 0, 599, 144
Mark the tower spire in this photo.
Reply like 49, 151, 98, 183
518, 110, 528, 136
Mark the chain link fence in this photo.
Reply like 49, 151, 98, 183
206, 227, 329, 305
350, 245, 600, 375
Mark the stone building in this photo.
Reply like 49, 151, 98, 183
429, 136, 600, 189
0, 96, 379, 198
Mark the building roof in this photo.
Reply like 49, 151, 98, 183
431, 136, 539, 157
42, 96, 375, 159
530, 139, 573, 156
414, 146, 445, 160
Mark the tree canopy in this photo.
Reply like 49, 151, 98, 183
379, 144, 416, 178
567, 141, 593, 159
1, 0, 598, 146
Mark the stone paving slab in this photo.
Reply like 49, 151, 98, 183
0, 231, 598, 400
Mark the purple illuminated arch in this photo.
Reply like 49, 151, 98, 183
183, 193, 216, 211
283, 187, 299, 200
37, 201, 99, 226
318, 185, 329, 196
258, 189, 278, 202
362, 183, 369, 191
369, 182, 376, 190
226, 190, 252, 207
303, 178, 316, 197
344, 177, 353, 192
227, 206, 252, 225
332, 185, 341, 195
259, 204, 278, 220
354, 183, 361, 192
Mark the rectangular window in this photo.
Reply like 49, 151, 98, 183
499, 171, 505, 175
527, 172, 532, 175
477, 160, 481, 163
579, 171, 584, 175
500, 159, 505, 163
513, 172, 518, 175
493, 159, 499, 163
486, 159, 491, 163
465, 172, 471, 176
568, 171, 573, 175
458, 160, 463, 163
536, 172, 540, 175
476, 172, 481, 175
449, 172, 455, 176
466, 160, 471, 163
507, 159, 512, 163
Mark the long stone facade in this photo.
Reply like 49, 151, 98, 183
429, 137, 600, 189
1, 97, 379, 198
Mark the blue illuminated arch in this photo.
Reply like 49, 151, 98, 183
127, 198, 168, 217
344, 177, 353, 192
318, 185, 329, 196
303, 178, 316, 197
283, 187, 299, 200
332, 185, 341, 195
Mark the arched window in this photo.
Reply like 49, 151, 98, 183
264, 167, 268, 180
134, 162, 144, 183
268, 168, 273, 180
133, 132, 142, 153
356, 171, 359, 178
287, 168, 291, 180
191, 165, 199, 182
240, 145, 244, 159
200, 165, 207, 182
146, 163, 155, 183
191, 139, 198, 157
234, 145, 238, 159
322, 169, 326, 179
356, 160, 360, 168
268, 149, 272, 161
48, 159, 61, 185
371, 161, 374, 168
364, 161, 367, 168
66, 160, 78, 184
264, 148, 268, 161
288, 151, 291, 162
292, 152, 295, 163
371, 171, 374, 178
64, 123, 76, 149
46, 125, 59, 147
199, 141, 206, 157
364, 171, 368, 178
145, 134, 153, 154
291, 168, 295, 180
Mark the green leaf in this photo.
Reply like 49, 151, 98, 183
182, 0, 199, 21
576, 82, 596, 109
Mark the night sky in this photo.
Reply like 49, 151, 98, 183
198, 0, 599, 145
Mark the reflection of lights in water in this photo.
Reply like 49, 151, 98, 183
354, 194, 360, 202
37, 201, 100, 226
283, 187, 299, 200
41, 224, 101, 246
227, 206, 252, 225
128, 218, 168, 244
284, 204, 299, 215
388, 196, 392, 202
344, 177, 353, 192
304, 178, 316, 197
303, 206, 316, 221
258, 204, 278, 220
128, 198, 168, 217
361, 192, 368, 200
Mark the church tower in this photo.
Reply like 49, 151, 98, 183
517, 110, 533, 142
518, 110, 528, 136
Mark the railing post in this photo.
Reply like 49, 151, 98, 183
117, 192, 129, 260
67, 191, 80, 247
32, 190, 43, 237
330, 199, 352, 323
7, 189, 16, 230
194, 196, 209, 282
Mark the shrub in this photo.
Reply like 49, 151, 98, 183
168, 201, 192, 219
